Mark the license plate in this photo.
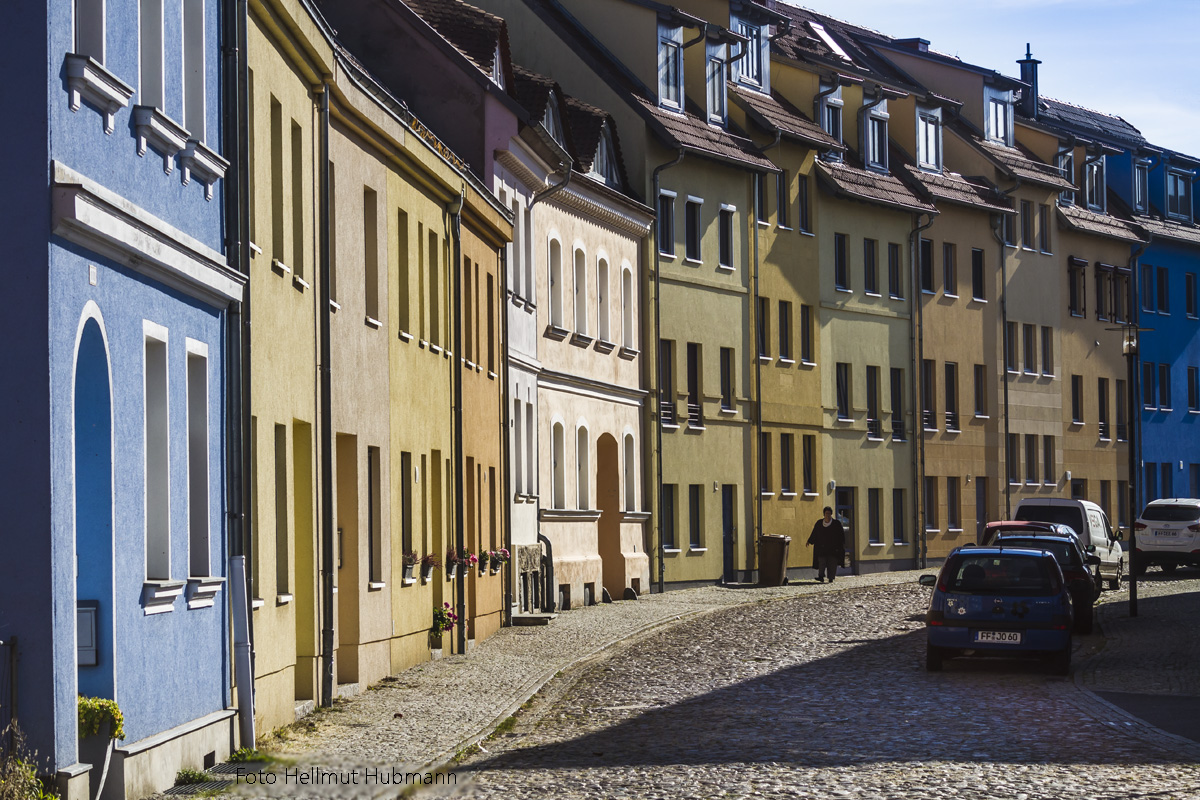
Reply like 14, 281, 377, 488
974, 630, 1022, 644
1155, 529, 1177, 537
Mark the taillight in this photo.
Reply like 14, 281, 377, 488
1188, 524, 1200, 533
1134, 522, 1147, 531
1051, 614, 1071, 630
927, 609, 945, 626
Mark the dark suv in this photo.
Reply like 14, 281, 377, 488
988, 531, 1100, 634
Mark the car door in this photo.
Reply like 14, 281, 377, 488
1090, 509, 1119, 576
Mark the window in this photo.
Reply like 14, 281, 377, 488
686, 343, 702, 427
1162, 463, 1174, 498
1085, 156, 1105, 211
513, 400, 524, 495
836, 362, 851, 420
367, 446, 382, 584
660, 340, 675, 425
917, 111, 941, 170
759, 432, 772, 494
921, 359, 936, 430
866, 109, 888, 171
1006, 433, 1020, 484
706, 44, 726, 124
803, 435, 815, 494
688, 484, 703, 548
1041, 326, 1054, 376
662, 484, 677, 549
720, 347, 734, 411
924, 477, 939, 530
800, 305, 813, 363
1005, 322, 1018, 372
144, 323, 170, 581
820, 84, 843, 146
1188, 273, 1198, 318
942, 243, 957, 296
757, 297, 770, 359
1098, 377, 1111, 439
719, 207, 734, 268
944, 362, 959, 431
574, 248, 588, 334
974, 364, 987, 417
919, 238, 934, 293
1141, 263, 1155, 312
364, 187, 379, 321
1043, 436, 1055, 486
971, 248, 985, 301
400, 451, 413, 558
779, 301, 792, 360
1071, 374, 1084, 423
1023, 323, 1037, 374
797, 175, 810, 232
291, 122, 304, 280
868, 488, 882, 543
985, 88, 1012, 145
685, 200, 701, 262
1025, 434, 1038, 484
1134, 161, 1149, 214
270, 98, 284, 260
1095, 266, 1110, 321
1058, 151, 1075, 205
888, 243, 903, 298
576, 425, 590, 509
1145, 464, 1158, 503
183, 0, 205, 138
853, 238, 876, 296
657, 24, 683, 110
622, 268, 635, 349
866, 365, 881, 438
551, 422, 565, 508
890, 368, 905, 441
1039, 205, 1052, 252
1114, 270, 1130, 322
1168, 169, 1192, 221
946, 478, 961, 530
892, 489, 906, 543
1069, 258, 1086, 317
549, 238, 564, 328
139, 0, 164, 108
834, 233, 849, 290
1002, 212, 1016, 247
1116, 379, 1128, 440
186, 345, 209, 577
624, 435, 636, 511
1143, 361, 1156, 408
395, 207, 408, 331
597, 258, 610, 342
736, 21, 764, 86
591, 126, 621, 187
781, 434, 794, 494
76, 0, 106, 63
657, 193, 675, 256
756, 175, 768, 224
777, 171, 790, 228
1160, 363, 1172, 409
1158, 266, 1171, 314
274, 425, 289, 593
1190, 366, 1199, 412
1020, 200, 1034, 248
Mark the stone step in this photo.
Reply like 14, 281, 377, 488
511, 613, 557, 626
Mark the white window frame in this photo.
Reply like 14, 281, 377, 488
1058, 150, 1076, 205
865, 100, 889, 172
548, 235, 564, 329
820, 84, 844, 148
984, 86, 1013, 146
657, 22, 684, 112
1168, 168, 1193, 222
143, 319, 171, 581
1133, 159, 1150, 214
596, 254, 611, 343
621, 264, 636, 350
573, 244, 589, 335
733, 19, 767, 90
917, 109, 941, 171
185, 338, 210, 578
1085, 155, 1106, 212
705, 41, 726, 125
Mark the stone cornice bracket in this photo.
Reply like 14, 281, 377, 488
181, 139, 230, 201
132, 105, 190, 174
64, 54, 134, 134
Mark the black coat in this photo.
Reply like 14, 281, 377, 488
807, 518, 846, 567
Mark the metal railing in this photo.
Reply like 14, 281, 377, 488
660, 399, 676, 426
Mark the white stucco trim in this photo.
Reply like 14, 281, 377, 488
52, 161, 244, 306
538, 369, 647, 407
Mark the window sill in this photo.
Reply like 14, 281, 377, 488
689, 547, 708, 553
801, 360, 816, 367
399, 330, 413, 342
132, 105, 190, 173
1069, 421, 1084, 428
663, 548, 683, 554
864, 291, 881, 298
658, 250, 676, 259
249, 241, 262, 256
662, 422, 680, 431
867, 435, 885, 442
716, 264, 735, 273
803, 492, 820, 498
251, 597, 265, 610
403, 577, 417, 586
777, 225, 793, 232
684, 257, 704, 267
570, 333, 595, 348
893, 540, 909, 546
835, 287, 852, 294
758, 355, 773, 363
329, 299, 341, 312
799, 229, 815, 238
718, 407, 737, 415
293, 275, 310, 292
430, 343, 443, 354
180, 139, 228, 200
836, 416, 854, 424
778, 358, 796, 366
865, 542, 884, 549
271, 258, 292, 276
619, 346, 639, 360
365, 316, 382, 329
970, 297, 987, 304
544, 325, 569, 341
757, 219, 770, 228
368, 581, 386, 591
64, 54, 134, 134
780, 491, 798, 499
185, 576, 225, 610
595, 339, 617, 354
760, 491, 775, 498
975, 414, 990, 420
141, 579, 186, 615
488, 370, 498, 380
524, 301, 537, 315
276, 593, 294, 605
921, 289, 936, 296
945, 293, 959, 299
1041, 372, 1054, 378
948, 527, 964, 534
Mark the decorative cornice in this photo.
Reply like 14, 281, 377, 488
538, 367, 647, 406
539, 508, 603, 523
64, 54, 134, 134
180, 139, 230, 201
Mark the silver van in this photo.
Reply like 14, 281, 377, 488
1013, 498, 1124, 590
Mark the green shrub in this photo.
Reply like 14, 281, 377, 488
0, 724, 58, 800
174, 768, 214, 786
77, 697, 124, 741
227, 747, 266, 763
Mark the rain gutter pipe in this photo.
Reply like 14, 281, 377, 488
908, 211, 935, 567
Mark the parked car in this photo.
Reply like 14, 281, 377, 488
919, 546, 1074, 675
1013, 498, 1124, 589
1134, 498, 1200, 575
988, 529, 1101, 634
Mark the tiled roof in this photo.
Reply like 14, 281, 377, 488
769, 4, 919, 91
816, 156, 937, 214
1033, 96, 1146, 151
1134, 215, 1200, 247
1057, 203, 1146, 244
729, 85, 843, 150
900, 162, 1012, 214
954, 121, 1075, 192
403, 0, 506, 80
637, 97, 777, 171
511, 64, 555, 122
562, 95, 608, 174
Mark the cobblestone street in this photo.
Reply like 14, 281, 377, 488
223, 571, 1200, 800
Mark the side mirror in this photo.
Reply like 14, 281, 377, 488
1114, 529, 1124, 541
918, 574, 937, 587
1085, 554, 1101, 566
1086, 544, 1097, 554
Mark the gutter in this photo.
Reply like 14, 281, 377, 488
499, 243, 513, 627
908, 211, 935, 567
318, 83, 337, 708
753, 171, 763, 576
448, 189, 467, 655
990, 176, 1022, 518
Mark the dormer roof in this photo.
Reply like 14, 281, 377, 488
1031, 96, 1146, 152
403, 0, 515, 90
729, 84, 844, 151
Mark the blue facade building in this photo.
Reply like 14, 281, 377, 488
0, 1, 245, 797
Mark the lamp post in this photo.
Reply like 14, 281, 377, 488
1111, 323, 1150, 617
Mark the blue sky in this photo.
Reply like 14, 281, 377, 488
784, 1, 1200, 156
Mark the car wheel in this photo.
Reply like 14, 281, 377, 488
1161, 562, 1177, 574
926, 642, 944, 672
1075, 604, 1094, 635
1051, 642, 1072, 676
1107, 559, 1123, 591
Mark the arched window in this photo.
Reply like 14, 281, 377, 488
597, 257, 610, 342
623, 433, 636, 511
549, 238, 563, 328
622, 267, 634, 349
574, 247, 588, 334
576, 424, 590, 509
552, 422, 565, 509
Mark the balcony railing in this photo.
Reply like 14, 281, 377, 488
867, 417, 883, 439
892, 419, 906, 441
660, 399, 676, 426
945, 410, 960, 431
687, 401, 703, 427
922, 409, 936, 430
1116, 421, 1128, 441
1098, 420, 1110, 440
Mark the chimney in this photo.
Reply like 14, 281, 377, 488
894, 37, 929, 53
1017, 43, 1040, 118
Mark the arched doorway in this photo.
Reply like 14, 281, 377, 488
74, 316, 115, 703
595, 433, 623, 598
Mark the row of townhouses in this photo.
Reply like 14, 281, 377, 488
3, 0, 1199, 797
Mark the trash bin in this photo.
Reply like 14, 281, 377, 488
758, 534, 791, 586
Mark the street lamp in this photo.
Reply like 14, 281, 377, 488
1110, 323, 1151, 617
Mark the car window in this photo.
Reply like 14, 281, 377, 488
1014, 505, 1083, 536
1141, 505, 1200, 522
943, 554, 1061, 595
993, 538, 1081, 567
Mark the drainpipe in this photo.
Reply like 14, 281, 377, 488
222, 0, 254, 745
498, 244, 513, 626
753, 170, 763, 579
528, 159, 572, 210
990, 176, 1023, 518
317, 84, 336, 708
908, 211, 935, 567
813, 80, 841, 138
652, 148, 685, 594
447, 189, 466, 654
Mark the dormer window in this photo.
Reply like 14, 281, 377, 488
985, 87, 1013, 146
865, 99, 888, 171
590, 125, 621, 188
819, 83, 843, 160
491, 42, 505, 88
543, 94, 564, 147
706, 41, 726, 125
917, 109, 942, 172
1057, 150, 1075, 205
734, 20, 765, 88
1134, 160, 1149, 214
1085, 156, 1105, 211
658, 23, 684, 111
1168, 168, 1193, 221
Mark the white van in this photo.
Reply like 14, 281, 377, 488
1013, 498, 1124, 590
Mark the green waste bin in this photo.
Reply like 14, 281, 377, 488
758, 534, 791, 586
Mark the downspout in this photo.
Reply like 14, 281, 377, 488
223, 0, 255, 745
499, 243, 513, 626
813, 80, 841, 139
753, 171, 763, 576
990, 176, 1023, 518
447, 190, 466, 654
908, 211, 935, 567
652, 148, 685, 593
318, 84, 336, 707
528, 160, 572, 210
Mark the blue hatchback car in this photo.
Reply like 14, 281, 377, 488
919, 546, 1074, 674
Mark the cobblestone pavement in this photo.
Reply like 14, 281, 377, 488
218, 569, 1200, 800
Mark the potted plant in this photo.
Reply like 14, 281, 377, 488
477, 550, 490, 574
78, 696, 125, 800
430, 601, 458, 653
419, 553, 440, 582
490, 548, 510, 574
446, 547, 476, 578
402, 551, 418, 581
445, 548, 460, 579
